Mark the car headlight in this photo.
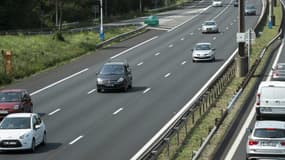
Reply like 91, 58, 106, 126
97, 78, 104, 84
117, 77, 124, 83
19, 133, 30, 139
13, 104, 20, 110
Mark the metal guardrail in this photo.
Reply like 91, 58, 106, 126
130, 0, 283, 159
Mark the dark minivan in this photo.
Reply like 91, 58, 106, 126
96, 60, 132, 92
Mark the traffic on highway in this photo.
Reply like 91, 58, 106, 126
0, 0, 272, 159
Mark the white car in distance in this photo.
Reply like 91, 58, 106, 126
0, 113, 46, 152
201, 20, 219, 33
192, 43, 216, 62
212, 0, 223, 7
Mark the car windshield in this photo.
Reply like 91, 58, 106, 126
205, 22, 216, 26
100, 64, 125, 75
195, 44, 211, 50
254, 128, 285, 138
0, 117, 31, 129
0, 92, 21, 102
246, 5, 255, 9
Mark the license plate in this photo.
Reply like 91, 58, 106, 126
0, 110, 8, 114
261, 141, 277, 147
4, 141, 16, 145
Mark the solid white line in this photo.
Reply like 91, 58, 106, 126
110, 36, 158, 59
30, 68, 89, 96
212, 1, 232, 20
88, 89, 96, 95
181, 61, 187, 65
225, 104, 256, 159
137, 62, 144, 66
48, 108, 61, 116
267, 41, 284, 81
143, 88, 151, 94
113, 108, 124, 115
155, 52, 161, 56
164, 73, 171, 78
69, 135, 84, 145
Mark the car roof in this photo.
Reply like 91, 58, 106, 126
259, 81, 285, 88
196, 42, 211, 46
204, 20, 216, 23
0, 89, 26, 93
255, 120, 285, 129
5, 113, 35, 118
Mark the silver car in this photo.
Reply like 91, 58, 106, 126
272, 63, 285, 81
246, 120, 285, 160
245, 4, 257, 15
201, 20, 219, 33
192, 43, 215, 62
212, 0, 223, 7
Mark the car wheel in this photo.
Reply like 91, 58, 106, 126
29, 106, 33, 113
41, 132, 47, 146
128, 82, 132, 89
30, 139, 36, 152
212, 57, 215, 62
97, 88, 101, 93
192, 59, 196, 63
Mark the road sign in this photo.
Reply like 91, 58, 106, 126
245, 29, 256, 44
236, 32, 246, 43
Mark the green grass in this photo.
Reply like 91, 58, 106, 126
173, 1, 283, 160
0, 26, 136, 85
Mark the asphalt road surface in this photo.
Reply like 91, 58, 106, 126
0, 0, 262, 159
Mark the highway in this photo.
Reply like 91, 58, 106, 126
0, 0, 262, 159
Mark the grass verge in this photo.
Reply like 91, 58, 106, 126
0, 26, 136, 85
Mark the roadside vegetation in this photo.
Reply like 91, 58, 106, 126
172, 1, 283, 160
0, 26, 135, 85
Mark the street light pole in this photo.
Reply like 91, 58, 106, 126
99, 0, 105, 41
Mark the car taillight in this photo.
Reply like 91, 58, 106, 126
281, 142, 285, 146
273, 71, 279, 77
248, 140, 258, 145
256, 93, 260, 105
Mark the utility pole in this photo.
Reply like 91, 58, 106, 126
55, 0, 58, 26
99, 0, 104, 41
268, 0, 275, 28
236, 0, 248, 77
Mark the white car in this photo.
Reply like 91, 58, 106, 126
192, 43, 216, 62
0, 113, 46, 152
246, 121, 285, 159
201, 20, 219, 33
212, 0, 223, 7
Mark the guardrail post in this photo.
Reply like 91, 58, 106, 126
182, 117, 188, 134
164, 138, 170, 159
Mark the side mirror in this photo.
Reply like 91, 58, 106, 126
246, 128, 252, 133
96, 72, 99, 75
34, 124, 40, 130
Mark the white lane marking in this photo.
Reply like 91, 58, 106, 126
181, 37, 185, 41
31, 68, 89, 96
48, 108, 61, 116
169, 44, 174, 48
143, 88, 151, 94
226, 27, 229, 30
155, 52, 161, 56
230, 23, 233, 26
212, 0, 232, 20
169, 6, 211, 32
234, 19, 237, 22
113, 108, 124, 115
164, 73, 171, 78
69, 135, 84, 145
137, 62, 144, 66
110, 36, 158, 59
181, 61, 187, 65
88, 89, 96, 95
267, 41, 284, 81
225, 103, 255, 159
190, 32, 194, 36
213, 37, 217, 40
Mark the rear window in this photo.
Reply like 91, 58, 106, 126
0, 92, 21, 102
260, 87, 285, 99
254, 128, 285, 138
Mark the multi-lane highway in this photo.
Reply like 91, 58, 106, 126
1, 0, 262, 159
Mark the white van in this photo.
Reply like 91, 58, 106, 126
256, 81, 285, 120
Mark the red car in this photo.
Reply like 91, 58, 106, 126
0, 89, 33, 119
